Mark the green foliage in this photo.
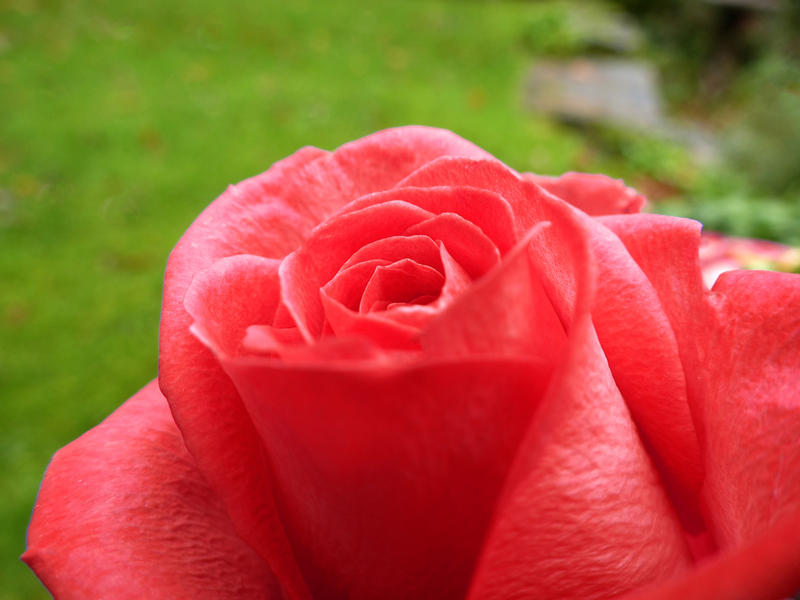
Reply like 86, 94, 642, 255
518, 3, 581, 56
660, 194, 800, 246
659, 164, 800, 246
585, 125, 694, 186
725, 64, 800, 195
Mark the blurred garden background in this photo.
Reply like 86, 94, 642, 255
1, 0, 799, 597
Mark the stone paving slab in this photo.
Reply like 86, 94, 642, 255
525, 58, 663, 129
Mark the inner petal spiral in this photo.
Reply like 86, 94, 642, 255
360, 259, 444, 313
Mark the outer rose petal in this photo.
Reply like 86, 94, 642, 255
397, 157, 540, 239
614, 506, 800, 600
597, 214, 711, 543
23, 381, 280, 600
469, 318, 692, 600
701, 271, 800, 548
523, 171, 646, 216
468, 197, 691, 600
582, 218, 703, 539
219, 356, 553, 600
597, 214, 709, 424
159, 127, 490, 598
599, 215, 800, 564
398, 158, 644, 219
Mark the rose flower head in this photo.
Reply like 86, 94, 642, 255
24, 127, 800, 600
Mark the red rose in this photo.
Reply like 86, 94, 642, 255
24, 127, 800, 599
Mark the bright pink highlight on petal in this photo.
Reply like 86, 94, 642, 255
699, 232, 800, 287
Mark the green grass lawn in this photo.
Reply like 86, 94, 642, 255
0, 1, 795, 598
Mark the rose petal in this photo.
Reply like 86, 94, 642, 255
397, 157, 523, 205
396, 157, 553, 237
367, 246, 464, 326
437, 242, 473, 303
468, 321, 693, 600
241, 323, 307, 357
323, 259, 393, 312
595, 214, 712, 546
340, 235, 443, 272
376, 303, 438, 329
22, 381, 281, 600
597, 214, 709, 419
184, 254, 283, 357
327, 126, 494, 200
406, 213, 501, 279
420, 222, 566, 361
160, 151, 335, 588
468, 203, 692, 600
244, 329, 383, 362
398, 156, 644, 231
174, 127, 491, 268
342, 186, 518, 255
215, 355, 553, 600
359, 259, 444, 313
524, 171, 646, 216
585, 219, 704, 537
701, 270, 800, 548
320, 288, 421, 349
